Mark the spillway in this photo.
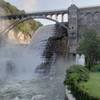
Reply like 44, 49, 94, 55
0, 25, 68, 100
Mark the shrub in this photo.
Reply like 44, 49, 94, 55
64, 65, 89, 86
64, 65, 100, 100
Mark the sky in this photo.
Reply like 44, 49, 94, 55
4, 0, 100, 24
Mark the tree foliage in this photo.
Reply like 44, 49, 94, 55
78, 30, 100, 70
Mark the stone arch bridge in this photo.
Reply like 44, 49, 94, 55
0, 4, 100, 54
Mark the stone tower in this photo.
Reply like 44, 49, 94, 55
68, 4, 78, 54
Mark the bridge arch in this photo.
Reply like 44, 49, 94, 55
2, 16, 68, 34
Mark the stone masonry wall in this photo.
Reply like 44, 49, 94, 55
78, 6, 100, 34
68, 4, 100, 53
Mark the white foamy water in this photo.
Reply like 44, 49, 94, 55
0, 25, 55, 80
76, 54, 85, 66
0, 25, 68, 100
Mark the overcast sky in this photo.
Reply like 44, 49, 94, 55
5, 0, 100, 12
5, 0, 100, 24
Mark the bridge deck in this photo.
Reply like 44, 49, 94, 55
0, 9, 68, 20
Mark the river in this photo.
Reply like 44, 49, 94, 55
0, 24, 73, 100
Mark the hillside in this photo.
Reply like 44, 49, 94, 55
0, 0, 42, 44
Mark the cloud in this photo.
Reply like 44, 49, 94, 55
17, 0, 37, 12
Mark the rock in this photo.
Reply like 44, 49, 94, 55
8, 30, 31, 44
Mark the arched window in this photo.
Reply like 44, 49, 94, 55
86, 12, 93, 25
94, 12, 100, 24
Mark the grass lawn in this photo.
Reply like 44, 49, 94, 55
79, 72, 100, 99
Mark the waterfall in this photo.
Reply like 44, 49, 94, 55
76, 54, 85, 66
0, 24, 69, 100
0, 25, 56, 81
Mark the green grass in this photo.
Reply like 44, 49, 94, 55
79, 72, 100, 99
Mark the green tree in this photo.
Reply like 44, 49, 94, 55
78, 30, 100, 70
